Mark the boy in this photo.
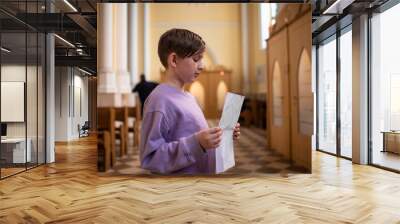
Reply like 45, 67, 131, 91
139, 28, 240, 174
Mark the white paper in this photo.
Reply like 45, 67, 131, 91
215, 92, 245, 173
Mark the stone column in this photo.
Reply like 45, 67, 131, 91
46, 0, 55, 163
128, 3, 139, 88
46, 28, 55, 163
124, 4, 139, 107
97, 3, 119, 107
143, 4, 150, 80
115, 3, 135, 107
240, 4, 249, 95
115, 4, 131, 94
352, 14, 369, 165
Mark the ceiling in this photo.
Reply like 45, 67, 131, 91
1, 0, 395, 74
0, 0, 97, 74
312, 0, 390, 43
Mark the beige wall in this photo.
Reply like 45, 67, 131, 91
148, 3, 242, 92
105, 3, 270, 94
266, 4, 312, 171
287, 8, 312, 170
267, 29, 290, 159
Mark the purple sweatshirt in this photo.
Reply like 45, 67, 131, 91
139, 83, 216, 174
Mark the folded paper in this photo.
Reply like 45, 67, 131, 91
215, 92, 245, 173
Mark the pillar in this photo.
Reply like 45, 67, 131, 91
97, 3, 119, 107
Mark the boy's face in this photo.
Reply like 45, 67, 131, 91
173, 51, 204, 84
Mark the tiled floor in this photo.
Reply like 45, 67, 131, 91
105, 124, 305, 176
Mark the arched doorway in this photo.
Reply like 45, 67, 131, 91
297, 49, 313, 135
217, 81, 228, 111
189, 81, 206, 110
272, 61, 283, 127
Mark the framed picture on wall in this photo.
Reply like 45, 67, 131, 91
1, 81, 25, 122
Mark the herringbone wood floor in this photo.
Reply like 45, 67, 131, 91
1, 134, 400, 223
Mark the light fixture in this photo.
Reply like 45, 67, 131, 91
54, 34, 75, 48
1, 47, 11, 53
76, 48, 86, 56
63, 0, 78, 12
78, 67, 93, 76
322, 0, 355, 15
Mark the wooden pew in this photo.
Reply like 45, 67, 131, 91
115, 107, 129, 156
97, 107, 116, 167
128, 97, 142, 147
97, 131, 111, 171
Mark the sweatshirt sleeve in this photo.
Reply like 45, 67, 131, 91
139, 111, 205, 174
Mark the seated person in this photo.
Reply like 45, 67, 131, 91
132, 74, 158, 115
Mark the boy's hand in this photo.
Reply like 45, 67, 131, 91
196, 127, 223, 150
233, 123, 240, 140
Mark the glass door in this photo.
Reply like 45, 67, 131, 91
370, 3, 400, 171
339, 27, 352, 159
1, 30, 28, 178
317, 36, 337, 155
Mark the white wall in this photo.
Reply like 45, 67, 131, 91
55, 66, 69, 141
55, 67, 89, 141
71, 73, 89, 138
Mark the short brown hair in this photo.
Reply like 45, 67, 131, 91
158, 28, 206, 68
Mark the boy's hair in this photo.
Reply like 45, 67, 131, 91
158, 28, 205, 68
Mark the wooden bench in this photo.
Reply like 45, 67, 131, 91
115, 107, 129, 156
128, 98, 141, 147
97, 131, 111, 171
97, 107, 116, 167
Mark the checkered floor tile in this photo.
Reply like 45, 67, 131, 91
105, 123, 305, 176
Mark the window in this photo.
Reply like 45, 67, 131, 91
339, 28, 352, 158
317, 36, 337, 155
260, 3, 277, 49
315, 24, 353, 159
371, 3, 400, 171
0, 1, 47, 179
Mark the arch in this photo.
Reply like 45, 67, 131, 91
189, 81, 206, 110
217, 81, 228, 110
205, 47, 218, 66
297, 48, 313, 135
272, 60, 283, 126
202, 53, 214, 69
